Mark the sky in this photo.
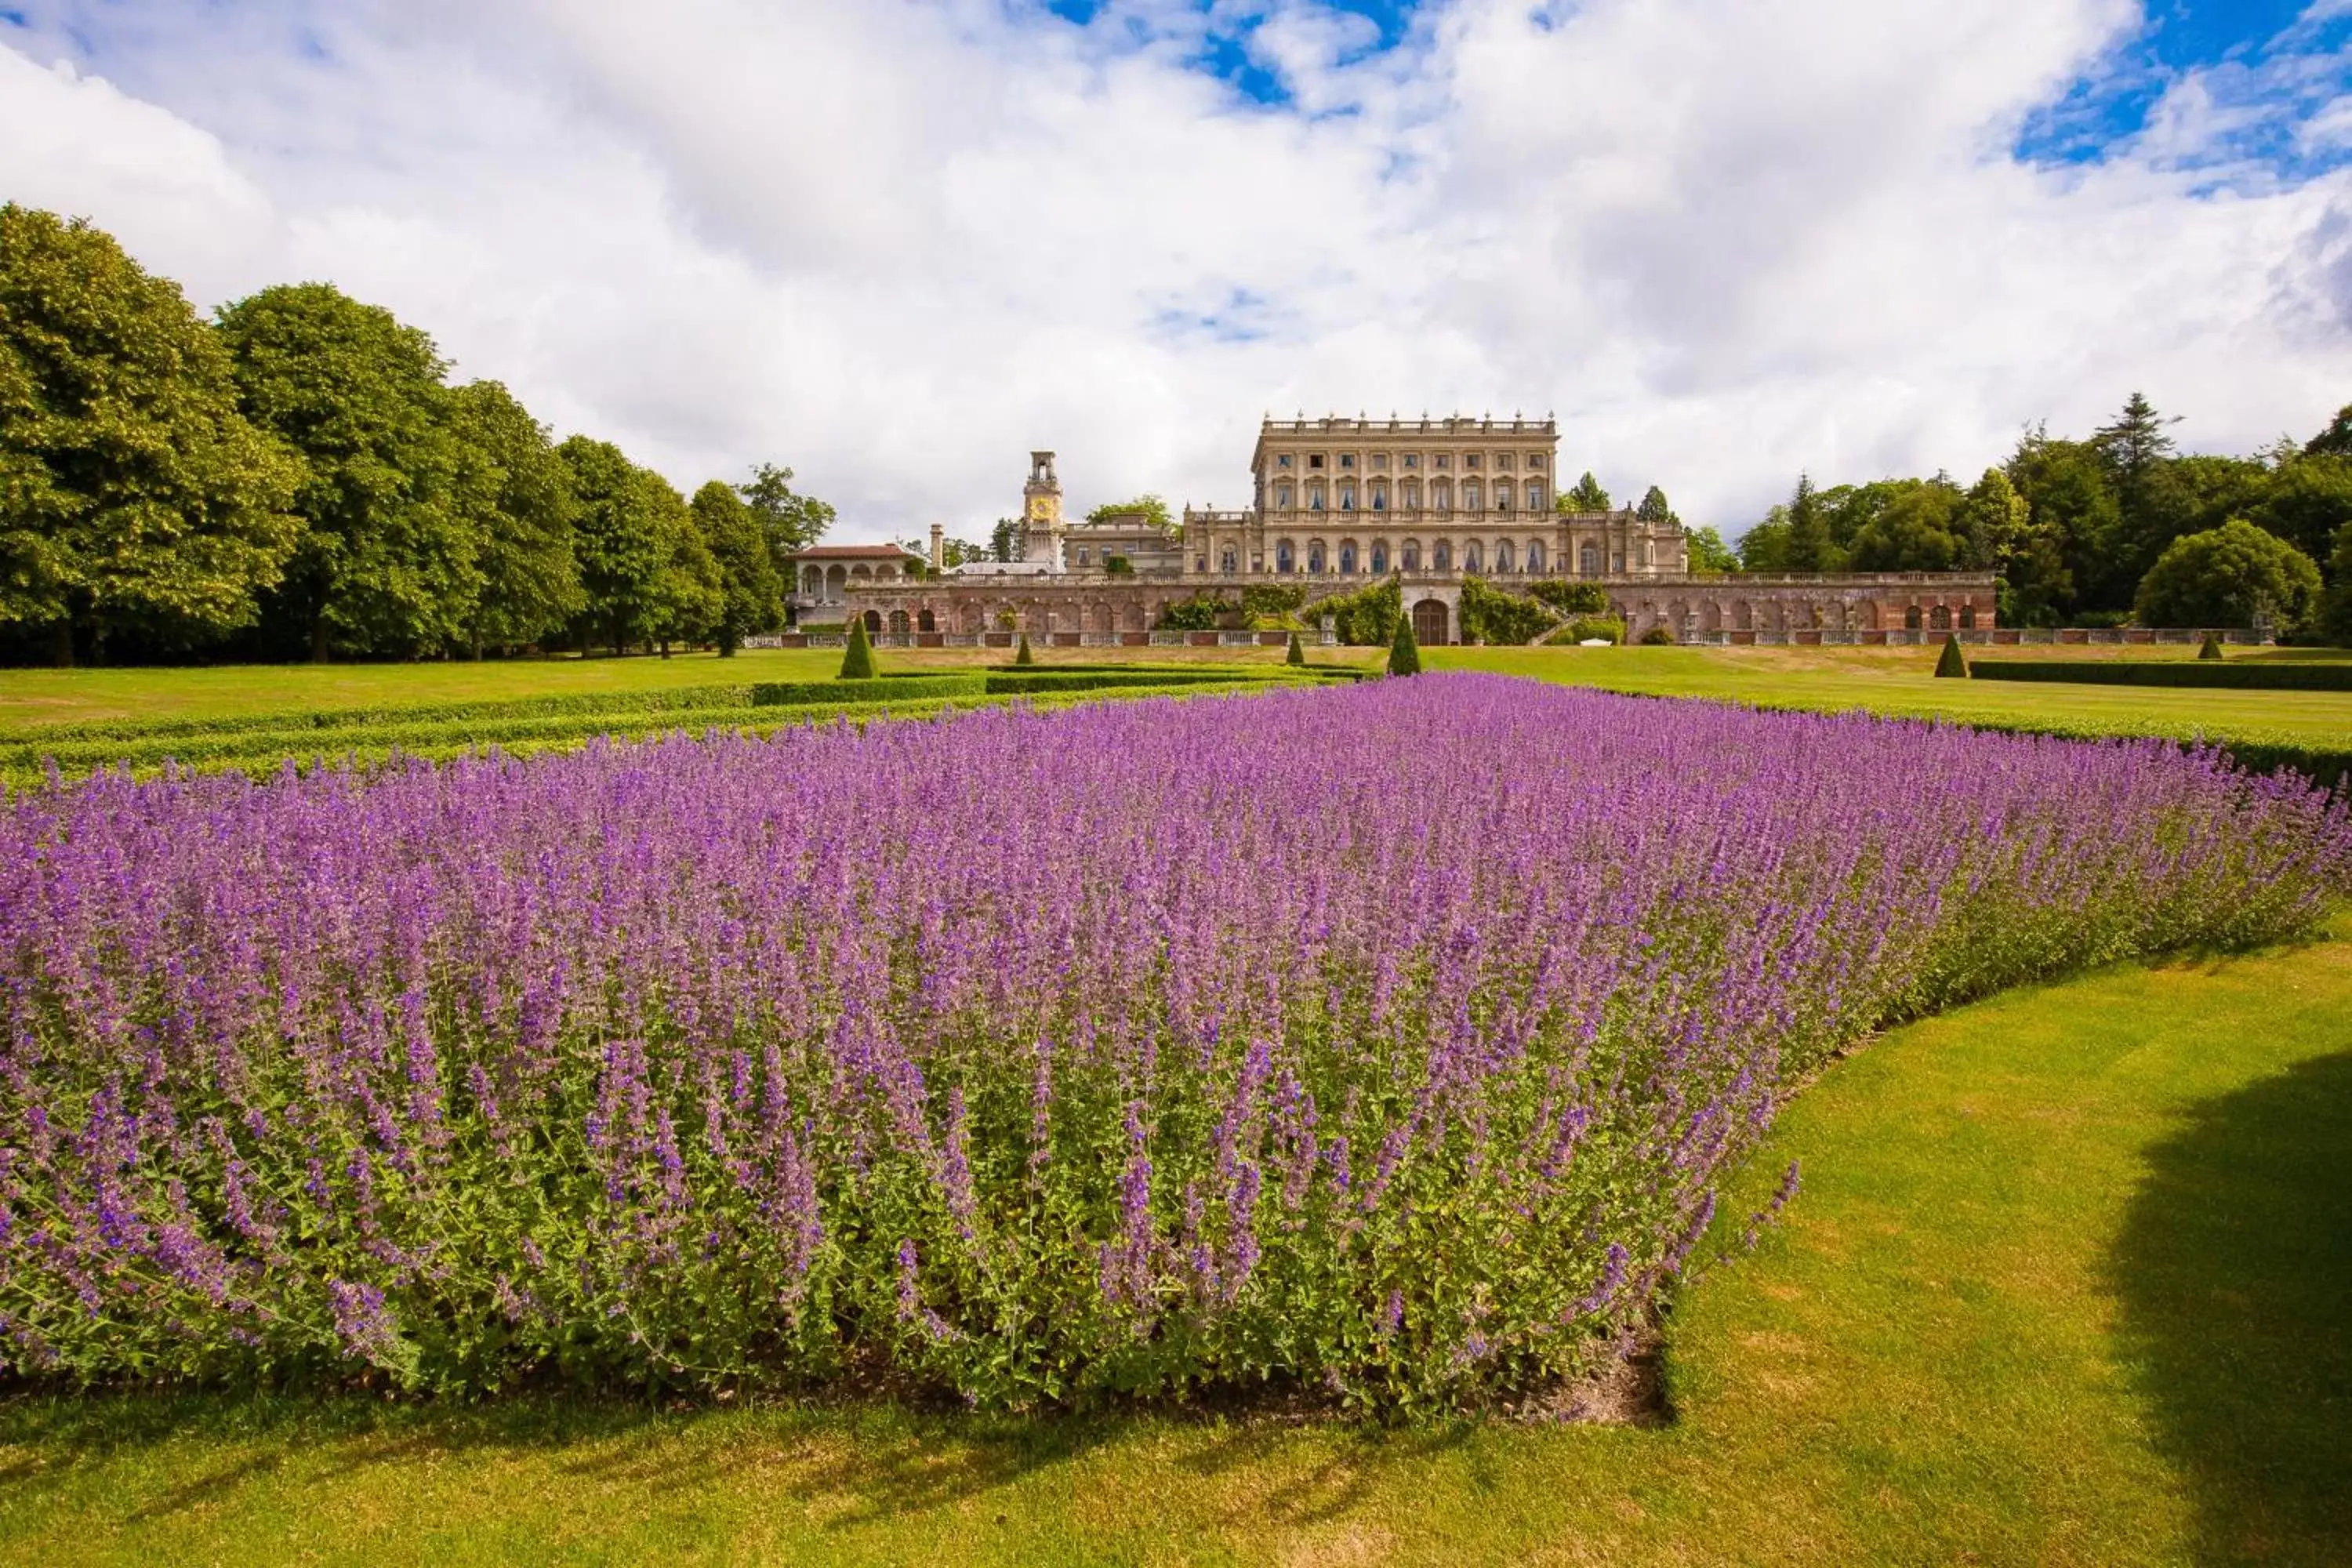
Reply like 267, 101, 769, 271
5, 1, 2352, 543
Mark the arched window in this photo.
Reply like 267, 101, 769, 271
1578, 543, 1600, 576
1308, 541, 1327, 572
1370, 541, 1388, 573
1464, 541, 1483, 572
1402, 539, 1421, 570
1960, 604, 1977, 630
1433, 540, 1452, 570
1904, 605, 1922, 630
887, 609, 910, 638
1526, 539, 1545, 573
862, 609, 882, 633
1930, 604, 1951, 630
1339, 483, 1356, 511
1277, 539, 1296, 572
1339, 541, 1357, 573
1497, 539, 1515, 572
917, 608, 936, 632
1526, 481, 1544, 510
1220, 546, 1236, 573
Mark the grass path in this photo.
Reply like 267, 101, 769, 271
3, 932, 2344, 1565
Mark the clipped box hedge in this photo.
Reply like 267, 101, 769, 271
1971, 660, 2352, 691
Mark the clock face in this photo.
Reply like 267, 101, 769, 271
1030, 498, 1053, 518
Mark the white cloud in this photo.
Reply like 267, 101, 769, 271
3, 0, 2351, 542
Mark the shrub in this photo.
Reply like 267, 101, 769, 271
1387, 613, 1422, 675
1104, 555, 1134, 575
1155, 595, 1232, 632
1287, 630, 1305, 666
839, 618, 877, 679
1968, 661, 2352, 691
3, 680, 2345, 1415
1934, 633, 1969, 678
1541, 616, 1624, 646
1307, 579, 1403, 646
2198, 632, 2224, 660
1241, 584, 1307, 619
1015, 633, 1036, 666
1527, 580, 1610, 616
1639, 624, 1676, 647
1459, 577, 1562, 646
2134, 519, 2323, 632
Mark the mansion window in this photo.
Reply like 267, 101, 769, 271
1432, 479, 1451, 510
1613, 552, 1627, 572
1526, 481, 1543, 510
1403, 454, 1420, 468
1496, 539, 1514, 572
1339, 483, 1356, 510
1276, 485, 1293, 508
1402, 540, 1421, 569
1370, 481, 1387, 510
1339, 454, 1355, 469
1277, 454, 1293, 468
1077, 548, 1091, 564
1220, 547, 1237, 572
1402, 480, 1421, 508
1463, 481, 1482, 510
1464, 542, 1483, 572
1309, 485, 1326, 510
1495, 454, 1513, 470
1277, 540, 1295, 572
1309, 454, 1326, 468
1339, 542, 1357, 572
1496, 487, 1512, 512
1433, 454, 1450, 469
1527, 456, 1544, 470
1579, 543, 1601, 575
1308, 542, 1327, 572
1526, 540, 1546, 572
1433, 541, 1452, 569
1371, 454, 1389, 470
1463, 454, 1480, 469
1370, 541, 1388, 572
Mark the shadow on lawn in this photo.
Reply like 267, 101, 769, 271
2108, 1050, 2352, 1567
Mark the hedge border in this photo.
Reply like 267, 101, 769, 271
1972, 661, 2352, 691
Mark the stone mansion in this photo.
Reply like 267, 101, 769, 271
789, 415, 1996, 646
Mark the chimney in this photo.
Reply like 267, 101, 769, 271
928, 522, 944, 573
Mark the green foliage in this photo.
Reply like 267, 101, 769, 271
1934, 633, 1969, 678
1685, 525, 1740, 575
2324, 523, 2352, 647
1154, 594, 1232, 631
1635, 485, 1675, 523
216, 281, 469, 660
1458, 576, 1560, 645
1560, 471, 1611, 512
1526, 579, 1609, 615
1014, 632, 1035, 666
0, 205, 303, 665
1083, 494, 1173, 531
1240, 583, 1305, 618
1386, 612, 1421, 675
2009, 428, 2124, 613
1639, 623, 1676, 646
2134, 519, 2323, 632
839, 615, 877, 678
1970, 660, 2352, 691
2199, 632, 2225, 661
989, 517, 1022, 563
1848, 479, 1965, 572
1305, 578, 1402, 645
1104, 554, 1134, 575
1782, 473, 1838, 572
2245, 454, 2352, 566
557, 438, 666, 654
1286, 629, 1305, 665
738, 463, 833, 573
691, 481, 782, 655
446, 380, 580, 657
1542, 615, 1625, 644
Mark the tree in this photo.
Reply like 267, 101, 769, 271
1684, 525, 1740, 574
1956, 467, 2030, 572
2092, 391, 2194, 575
840, 615, 877, 678
1634, 485, 1675, 523
643, 471, 723, 656
1737, 506, 1793, 572
2245, 453, 2352, 566
216, 282, 469, 660
1286, 629, 1305, 665
2007, 430, 2121, 614
691, 480, 782, 655
446, 379, 579, 658
989, 517, 1022, 563
1933, 633, 1968, 678
2321, 521, 2352, 645
1560, 471, 1611, 513
557, 437, 669, 655
1386, 610, 1421, 675
1847, 480, 1963, 572
2307, 402, 2352, 459
1084, 494, 1173, 531
1014, 631, 1035, 666
1782, 474, 1837, 572
739, 462, 834, 575
0, 205, 302, 665
2132, 519, 2322, 632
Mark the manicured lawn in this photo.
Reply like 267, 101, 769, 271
4, 929, 2343, 1565
1432, 644, 2352, 749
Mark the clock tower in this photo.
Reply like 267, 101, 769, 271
1022, 451, 1065, 570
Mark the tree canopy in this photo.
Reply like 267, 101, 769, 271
0, 205, 303, 664
1560, 472, 1611, 512
2132, 518, 2323, 631
1085, 494, 1174, 531
447, 379, 581, 657
692, 478, 783, 654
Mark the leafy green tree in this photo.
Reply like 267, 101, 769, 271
1286, 629, 1305, 665
216, 282, 469, 660
2198, 630, 2224, 659
1084, 494, 1173, 530
2007, 430, 2120, 614
2133, 518, 2322, 631
2321, 521, 2352, 645
644, 472, 722, 656
989, 517, 1022, 563
1933, 633, 1968, 678
2307, 402, 2352, 459
840, 615, 877, 678
1737, 506, 1793, 572
1956, 467, 2029, 571
557, 437, 668, 655
1782, 474, 1838, 572
2245, 453, 2352, 567
1560, 471, 1611, 513
2170, 453, 2271, 538
0, 205, 302, 665
1634, 485, 1675, 524
739, 463, 833, 576
1848, 480, 1964, 572
1386, 609, 1421, 675
2091, 391, 2196, 575
1684, 525, 1739, 574
691, 480, 782, 655
447, 379, 579, 659
1014, 631, 1034, 666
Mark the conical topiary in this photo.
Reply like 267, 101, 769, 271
2198, 630, 2225, 660
1387, 612, 1422, 677
840, 616, 877, 679
1933, 632, 1968, 679
1014, 632, 1036, 666
1286, 629, 1305, 666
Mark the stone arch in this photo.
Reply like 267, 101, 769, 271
1526, 538, 1546, 574
1412, 597, 1450, 646
1339, 539, 1359, 573
887, 608, 910, 639
1401, 538, 1421, 570
1905, 604, 1923, 630
1370, 539, 1390, 573
1495, 539, 1515, 572
1929, 604, 1951, 631
1308, 539, 1328, 572
826, 564, 848, 601
917, 608, 937, 633
1463, 540, 1483, 572
1276, 537, 1296, 572
862, 609, 882, 635
1433, 539, 1454, 570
